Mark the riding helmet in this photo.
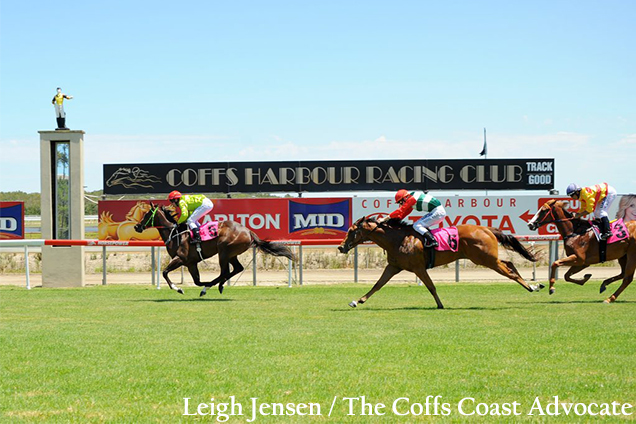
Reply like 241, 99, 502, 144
168, 190, 182, 200
566, 183, 580, 196
395, 189, 410, 203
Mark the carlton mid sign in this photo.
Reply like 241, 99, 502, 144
0, 202, 25, 239
103, 159, 555, 194
98, 198, 351, 241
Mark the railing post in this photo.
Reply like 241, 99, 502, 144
288, 256, 293, 288
299, 244, 303, 286
102, 245, 107, 285
156, 248, 161, 289
455, 259, 460, 282
354, 245, 359, 283
252, 246, 257, 286
24, 245, 31, 290
151, 246, 156, 287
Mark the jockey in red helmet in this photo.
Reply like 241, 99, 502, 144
167, 191, 214, 243
379, 189, 446, 248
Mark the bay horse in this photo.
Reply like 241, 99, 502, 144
134, 203, 295, 296
338, 217, 542, 309
527, 199, 636, 303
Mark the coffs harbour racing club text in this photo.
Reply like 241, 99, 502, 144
165, 163, 549, 188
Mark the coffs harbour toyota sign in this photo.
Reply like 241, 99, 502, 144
103, 159, 554, 194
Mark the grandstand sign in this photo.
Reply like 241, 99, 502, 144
103, 159, 555, 194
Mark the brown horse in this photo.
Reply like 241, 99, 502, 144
338, 217, 542, 309
527, 199, 636, 303
134, 203, 295, 296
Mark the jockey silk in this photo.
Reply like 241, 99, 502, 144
176, 194, 210, 224
578, 183, 609, 214
389, 190, 442, 220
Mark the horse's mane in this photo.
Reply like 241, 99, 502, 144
365, 216, 412, 230
553, 200, 593, 234
159, 205, 179, 225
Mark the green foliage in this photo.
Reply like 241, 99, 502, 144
0, 284, 634, 423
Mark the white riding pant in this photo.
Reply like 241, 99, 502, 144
186, 198, 214, 230
593, 186, 617, 219
54, 103, 65, 118
413, 205, 446, 235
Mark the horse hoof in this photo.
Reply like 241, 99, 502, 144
219, 285, 224, 294
549, 288, 555, 295
200, 291, 206, 297
539, 284, 545, 290
349, 300, 357, 308
603, 298, 611, 304
177, 288, 184, 295
599, 285, 606, 294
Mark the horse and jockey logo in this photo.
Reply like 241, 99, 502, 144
106, 167, 161, 189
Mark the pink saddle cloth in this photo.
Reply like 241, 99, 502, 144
608, 219, 628, 244
193, 221, 220, 242
431, 227, 459, 252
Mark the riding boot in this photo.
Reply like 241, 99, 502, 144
191, 227, 201, 243
423, 230, 438, 249
60, 117, 68, 130
56, 117, 63, 129
600, 216, 611, 240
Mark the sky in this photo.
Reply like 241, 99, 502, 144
1, 0, 634, 195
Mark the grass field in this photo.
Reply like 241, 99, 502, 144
1, 281, 635, 423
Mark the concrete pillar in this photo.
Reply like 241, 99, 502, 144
39, 130, 85, 287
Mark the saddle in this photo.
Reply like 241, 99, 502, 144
425, 227, 460, 270
588, 219, 628, 263
192, 221, 220, 242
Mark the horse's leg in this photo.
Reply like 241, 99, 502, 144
201, 253, 232, 297
187, 262, 203, 286
605, 254, 636, 303
217, 257, 244, 294
600, 255, 627, 293
350, 264, 401, 308
162, 256, 185, 295
491, 259, 538, 292
413, 267, 444, 309
563, 265, 592, 285
549, 254, 584, 295
502, 260, 545, 290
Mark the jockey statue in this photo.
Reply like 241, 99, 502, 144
379, 189, 446, 248
168, 191, 214, 243
566, 182, 617, 240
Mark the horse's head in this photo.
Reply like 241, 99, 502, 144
338, 216, 378, 253
528, 199, 568, 231
134, 202, 159, 233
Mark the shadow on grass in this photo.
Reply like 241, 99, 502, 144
331, 305, 521, 312
522, 299, 636, 305
132, 298, 235, 303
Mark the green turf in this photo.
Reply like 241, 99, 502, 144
1, 282, 635, 423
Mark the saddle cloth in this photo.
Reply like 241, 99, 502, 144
590, 219, 628, 244
193, 221, 220, 242
430, 226, 459, 252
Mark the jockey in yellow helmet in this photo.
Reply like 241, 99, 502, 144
168, 191, 214, 243
566, 182, 617, 240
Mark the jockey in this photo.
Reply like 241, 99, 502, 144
379, 189, 446, 247
167, 191, 214, 243
566, 182, 617, 240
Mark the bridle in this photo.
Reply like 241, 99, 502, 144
139, 206, 185, 246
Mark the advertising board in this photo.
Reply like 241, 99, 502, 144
0, 201, 25, 239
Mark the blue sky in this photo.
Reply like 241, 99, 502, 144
1, 0, 634, 194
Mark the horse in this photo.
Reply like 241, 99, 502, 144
527, 199, 636, 303
134, 203, 295, 296
338, 217, 542, 309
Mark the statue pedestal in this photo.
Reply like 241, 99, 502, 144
39, 130, 85, 287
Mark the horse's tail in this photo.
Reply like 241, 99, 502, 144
490, 228, 538, 262
250, 231, 296, 261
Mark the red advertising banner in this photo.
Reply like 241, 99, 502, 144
98, 198, 352, 242
0, 201, 25, 239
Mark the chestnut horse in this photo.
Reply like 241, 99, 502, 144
527, 199, 636, 303
338, 217, 542, 309
134, 203, 295, 296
